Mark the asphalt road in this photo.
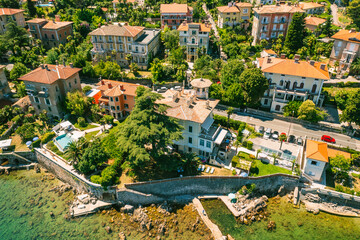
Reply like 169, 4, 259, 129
214, 109, 360, 151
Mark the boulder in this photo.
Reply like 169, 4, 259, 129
157, 223, 166, 235
121, 205, 134, 214
277, 185, 286, 196
105, 226, 112, 234
267, 221, 276, 231
118, 232, 126, 240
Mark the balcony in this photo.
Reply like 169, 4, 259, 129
261, 21, 269, 24
91, 48, 106, 54
38, 91, 49, 98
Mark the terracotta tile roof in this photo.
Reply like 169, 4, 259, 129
217, 5, 241, 13
299, 2, 324, 10
96, 80, 144, 96
177, 22, 211, 32
331, 29, 360, 44
160, 3, 191, 14
258, 57, 330, 79
42, 21, 73, 30
0, 8, 24, 16
253, 4, 304, 14
306, 140, 328, 163
26, 18, 48, 24
305, 16, 326, 26
264, 49, 276, 55
89, 24, 145, 37
157, 89, 219, 123
18, 65, 81, 84
327, 148, 351, 159
235, 2, 252, 8
190, 78, 212, 88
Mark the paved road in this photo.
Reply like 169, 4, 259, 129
331, 4, 341, 27
214, 109, 360, 151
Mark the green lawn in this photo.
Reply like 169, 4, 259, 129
74, 123, 98, 131
250, 160, 292, 177
85, 130, 100, 140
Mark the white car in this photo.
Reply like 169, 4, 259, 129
264, 128, 272, 139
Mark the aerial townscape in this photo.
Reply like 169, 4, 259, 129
1, 0, 360, 239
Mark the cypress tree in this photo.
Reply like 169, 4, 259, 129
27, 0, 37, 17
284, 12, 306, 53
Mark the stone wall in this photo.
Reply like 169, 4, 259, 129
34, 149, 116, 199
124, 174, 300, 198
301, 188, 360, 208
0, 151, 36, 164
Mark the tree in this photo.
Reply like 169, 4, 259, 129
271, 153, 278, 165
279, 133, 287, 150
339, 90, 360, 125
150, 58, 163, 83
13, 81, 26, 97
224, 83, 245, 107
16, 123, 35, 142
256, 149, 262, 159
297, 100, 327, 123
26, 0, 37, 17
115, 87, 183, 176
0, 21, 30, 55
321, 16, 333, 37
76, 139, 109, 174
220, 59, 244, 87
65, 91, 91, 117
330, 154, 352, 182
10, 63, 30, 80
283, 101, 302, 117
350, 57, 360, 75
93, 60, 122, 79
129, 62, 139, 74
239, 68, 268, 105
284, 12, 306, 53
348, 0, 360, 29
226, 107, 234, 130
65, 140, 84, 165
161, 27, 179, 50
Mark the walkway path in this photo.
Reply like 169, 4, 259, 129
192, 198, 225, 240
331, 4, 341, 27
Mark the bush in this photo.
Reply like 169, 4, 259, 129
242, 140, 248, 147
41, 132, 56, 144
247, 141, 253, 150
249, 154, 255, 159
31, 139, 41, 148
90, 175, 102, 184
77, 117, 86, 128
11, 115, 21, 124
82, 86, 92, 94
232, 169, 236, 175
213, 114, 246, 130
103, 115, 114, 124
232, 155, 240, 168
351, 173, 360, 179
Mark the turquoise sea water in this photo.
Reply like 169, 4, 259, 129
202, 197, 360, 240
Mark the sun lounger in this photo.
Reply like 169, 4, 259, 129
210, 168, 215, 174
201, 165, 205, 171
206, 167, 210, 173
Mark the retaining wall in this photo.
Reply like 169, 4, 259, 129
0, 151, 36, 164
301, 188, 360, 208
124, 174, 300, 198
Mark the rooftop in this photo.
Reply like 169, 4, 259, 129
327, 148, 351, 159
42, 20, 73, 30
306, 140, 328, 162
134, 29, 160, 45
264, 49, 277, 55
18, 64, 81, 84
26, 18, 48, 24
190, 78, 212, 88
258, 57, 330, 79
331, 29, 360, 44
0, 8, 24, 16
89, 23, 145, 37
253, 4, 304, 14
217, 2, 252, 12
157, 89, 219, 124
305, 16, 326, 26
177, 22, 211, 32
160, 3, 192, 14
299, 2, 324, 10
96, 79, 143, 96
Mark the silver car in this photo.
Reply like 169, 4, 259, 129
264, 128, 272, 139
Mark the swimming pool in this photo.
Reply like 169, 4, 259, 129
37, 4, 53, 7
54, 134, 72, 152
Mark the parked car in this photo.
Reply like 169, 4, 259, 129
258, 126, 265, 134
272, 131, 279, 140
264, 128, 272, 139
321, 135, 336, 143
288, 135, 296, 143
297, 137, 303, 145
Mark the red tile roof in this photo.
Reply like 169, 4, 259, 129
305, 16, 326, 26
299, 2, 324, 10
306, 140, 328, 162
177, 22, 211, 32
89, 24, 144, 37
331, 29, 360, 44
96, 80, 145, 96
0, 8, 24, 16
160, 3, 191, 14
253, 4, 304, 14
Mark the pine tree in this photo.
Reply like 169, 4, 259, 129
27, 0, 37, 17
284, 13, 306, 53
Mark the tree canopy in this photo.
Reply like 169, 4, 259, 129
220, 59, 245, 87
239, 68, 268, 105
283, 101, 302, 117
297, 100, 327, 123
339, 90, 360, 125
348, 0, 360, 29
65, 91, 92, 117
284, 12, 306, 53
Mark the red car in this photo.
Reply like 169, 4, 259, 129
321, 135, 336, 143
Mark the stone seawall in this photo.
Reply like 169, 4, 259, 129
123, 174, 300, 198
35, 149, 115, 199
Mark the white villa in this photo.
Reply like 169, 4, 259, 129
257, 55, 330, 113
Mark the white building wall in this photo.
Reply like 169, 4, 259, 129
304, 158, 326, 181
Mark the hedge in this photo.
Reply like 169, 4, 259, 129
213, 114, 245, 130
41, 132, 56, 144
32, 139, 41, 148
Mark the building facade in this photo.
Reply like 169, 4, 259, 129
89, 23, 160, 70
178, 22, 211, 62
303, 140, 328, 181
304, 16, 326, 34
26, 17, 73, 48
18, 64, 82, 118
257, 55, 330, 113
329, 29, 360, 75
217, 2, 252, 28
299, 2, 325, 14
0, 65, 11, 99
96, 79, 143, 119
160, 3, 193, 30
0, 8, 25, 34
252, 3, 304, 45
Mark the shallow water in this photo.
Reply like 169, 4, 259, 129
202, 197, 360, 240
0, 170, 211, 240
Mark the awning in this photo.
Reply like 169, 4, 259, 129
0, 139, 12, 148
215, 129, 227, 145
201, 117, 214, 132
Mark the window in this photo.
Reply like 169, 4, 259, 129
109, 36, 112, 42
56, 86, 59, 92
129, 45, 132, 51
264, 99, 268, 105
188, 147, 192, 152
127, 37, 131, 41
184, 31, 187, 34
65, 31, 67, 36
142, 47, 144, 52
192, 30, 196, 35
280, 80, 283, 86
48, 107, 52, 112
206, 141, 211, 148
69, 82, 71, 88
51, 34, 55, 39
293, 82, 297, 89
311, 84, 317, 93
243, 9, 248, 14
115, 97, 119, 102
200, 38, 203, 44
124, 95, 127, 100
311, 161, 318, 166
124, 104, 129, 109
44, 33, 48, 39
37, 105, 41, 110
34, 97, 40, 103
275, 105, 281, 111
59, 34, 62, 38
188, 137, 192, 144
58, 96, 61, 101
116, 106, 120, 110
110, 97, 113, 102
45, 98, 51, 105
99, 36, 102, 41
111, 106, 115, 110
74, 79, 77, 84
299, 83, 304, 88
200, 139, 204, 146
184, 37, 187, 43
189, 126, 192, 132
192, 38, 195, 44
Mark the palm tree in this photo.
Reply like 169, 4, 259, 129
271, 153, 278, 165
256, 149, 262, 159
279, 133, 287, 150
226, 107, 234, 130
65, 140, 84, 165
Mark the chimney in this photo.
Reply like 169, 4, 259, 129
101, 80, 105, 85
40, 64, 45, 69
350, 28, 356, 33
294, 54, 300, 63
281, 53, 286, 59
120, 85, 124, 90
320, 64, 326, 70
267, 57, 272, 63
118, 22, 122, 27
124, 22, 128, 26
183, 20, 187, 25
45, 64, 49, 71
63, 59, 66, 67
55, 15, 60, 22
276, 2, 280, 6
69, 63, 73, 68
310, 60, 315, 66
108, 83, 112, 89
306, 56, 310, 61
52, 19, 55, 23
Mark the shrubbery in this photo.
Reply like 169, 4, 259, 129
41, 132, 56, 144
213, 114, 245, 130
31, 139, 41, 148
77, 117, 87, 128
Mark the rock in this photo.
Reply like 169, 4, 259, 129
49, 212, 55, 218
157, 223, 166, 235
91, 198, 97, 205
277, 185, 286, 197
105, 226, 111, 234
118, 232, 126, 240
267, 221, 276, 231
4, 169, 10, 175
64, 214, 71, 221
121, 205, 134, 214
146, 222, 152, 231
305, 193, 321, 203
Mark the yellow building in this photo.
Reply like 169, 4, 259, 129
217, 2, 252, 28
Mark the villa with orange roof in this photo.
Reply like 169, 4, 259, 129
88, 23, 160, 70
26, 16, 73, 48
251, 2, 304, 44
178, 22, 211, 62
257, 54, 330, 113
18, 63, 82, 118
329, 29, 360, 75
305, 16, 326, 34
96, 80, 144, 119
160, 3, 193, 30
217, 2, 252, 28
0, 8, 25, 34
112, 0, 144, 10
299, 2, 325, 14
